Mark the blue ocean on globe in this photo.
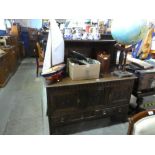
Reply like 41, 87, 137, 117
111, 19, 148, 45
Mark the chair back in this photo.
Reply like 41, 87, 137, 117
128, 109, 155, 135
36, 42, 44, 62
35, 42, 44, 76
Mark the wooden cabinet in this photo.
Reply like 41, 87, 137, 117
6, 36, 24, 60
0, 37, 25, 87
0, 52, 11, 87
0, 46, 19, 87
46, 77, 136, 134
9, 48, 18, 73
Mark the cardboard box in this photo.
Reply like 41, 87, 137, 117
69, 59, 100, 80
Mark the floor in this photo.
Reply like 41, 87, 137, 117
0, 58, 46, 135
0, 58, 154, 135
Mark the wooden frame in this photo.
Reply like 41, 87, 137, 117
127, 109, 155, 135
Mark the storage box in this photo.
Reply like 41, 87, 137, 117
69, 59, 100, 80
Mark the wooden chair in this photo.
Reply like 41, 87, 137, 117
128, 109, 155, 135
35, 42, 44, 77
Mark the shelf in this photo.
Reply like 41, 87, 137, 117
64, 39, 116, 43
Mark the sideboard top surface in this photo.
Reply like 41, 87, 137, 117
45, 75, 137, 88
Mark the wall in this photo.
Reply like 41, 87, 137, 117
0, 19, 6, 30
15, 19, 42, 29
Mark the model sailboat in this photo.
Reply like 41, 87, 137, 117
42, 19, 65, 80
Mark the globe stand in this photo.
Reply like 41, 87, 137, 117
112, 43, 133, 78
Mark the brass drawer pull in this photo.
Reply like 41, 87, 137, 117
60, 117, 64, 122
118, 108, 122, 112
81, 115, 84, 120
77, 98, 80, 103
95, 109, 100, 112
102, 111, 107, 115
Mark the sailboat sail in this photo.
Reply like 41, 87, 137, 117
42, 28, 52, 73
42, 19, 64, 75
51, 19, 64, 66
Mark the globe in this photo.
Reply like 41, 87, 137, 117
111, 19, 148, 45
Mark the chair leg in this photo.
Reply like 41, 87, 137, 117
127, 118, 134, 135
36, 59, 39, 77
36, 66, 39, 77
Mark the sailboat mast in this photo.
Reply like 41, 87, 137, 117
50, 20, 52, 68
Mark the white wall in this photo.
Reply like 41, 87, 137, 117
15, 19, 42, 29
0, 19, 6, 30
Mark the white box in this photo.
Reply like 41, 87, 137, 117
69, 59, 100, 80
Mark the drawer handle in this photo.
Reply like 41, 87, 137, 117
61, 117, 64, 122
102, 111, 107, 115
77, 98, 80, 104
118, 109, 122, 112
81, 115, 84, 120
95, 109, 100, 112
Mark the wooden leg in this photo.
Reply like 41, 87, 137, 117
127, 118, 134, 135
36, 59, 39, 77
136, 97, 144, 112
48, 117, 55, 135
36, 67, 39, 77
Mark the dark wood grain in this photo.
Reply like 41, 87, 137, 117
46, 76, 136, 134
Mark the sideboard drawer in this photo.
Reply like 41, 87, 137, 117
51, 113, 83, 126
50, 105, 129, 128
114, 105, 129, 114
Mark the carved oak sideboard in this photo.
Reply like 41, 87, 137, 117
46, 76, 136, 134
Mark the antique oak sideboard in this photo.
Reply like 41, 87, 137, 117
45, 39, 137, 134
46, 76, 136, 134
